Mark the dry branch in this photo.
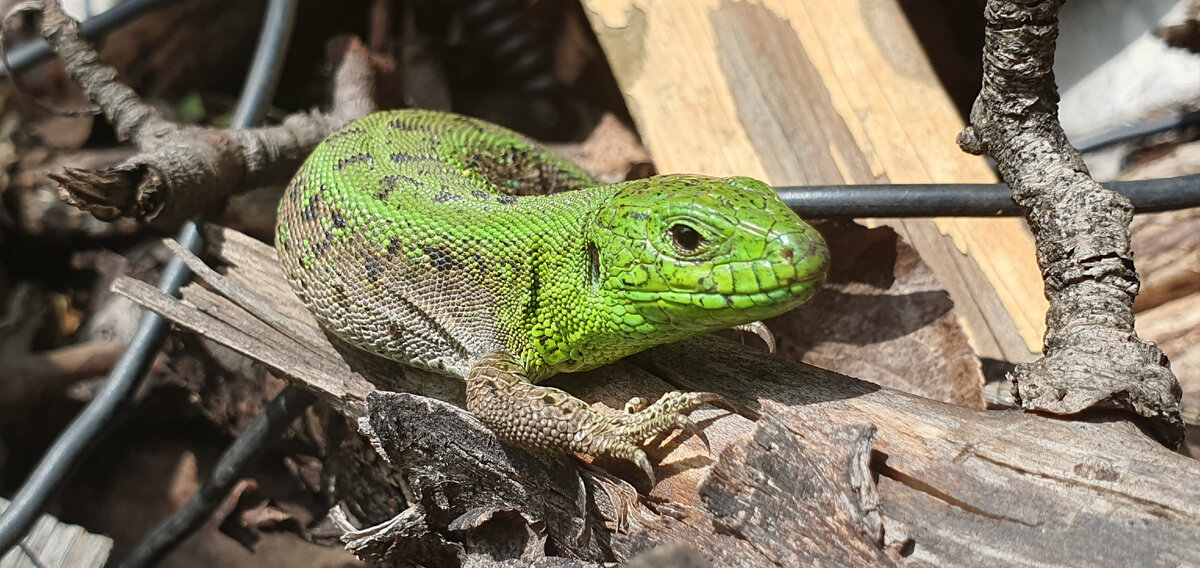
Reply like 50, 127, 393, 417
14, 0, 372, 226
957, 0, 1183, 445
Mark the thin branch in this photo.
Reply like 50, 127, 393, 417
957, 0, 1183, 446
29, 0, 376, 226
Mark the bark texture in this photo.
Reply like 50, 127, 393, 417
110, 225, 1200, 567
14, 0, 369, 227
957, 0, 1183, 446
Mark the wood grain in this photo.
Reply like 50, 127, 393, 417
0, 499, 111, 568
580, 0, 1046, 363
112, 226, 1200, 567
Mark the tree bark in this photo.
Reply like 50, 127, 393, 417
113, 225, 1200, 567
957, 0, 1183, 445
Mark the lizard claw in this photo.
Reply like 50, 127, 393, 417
633, 449, 656, 487
733, 320, 776, 353
676, 415, 710, 453
624, 397, 649, 414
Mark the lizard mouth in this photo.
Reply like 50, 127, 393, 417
637, 271, 825, 310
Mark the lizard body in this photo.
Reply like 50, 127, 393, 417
276, 109, 828, 478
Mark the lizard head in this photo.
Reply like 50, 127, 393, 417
586, 174, 828, 347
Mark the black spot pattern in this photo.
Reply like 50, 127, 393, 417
365, 255, 384, 282
334, 153, 374, 170
287, 178, 305, 202
300, 193, 321, 221
324, 126, 364, 144
387, 236, 403, 257
470, 252, 488, 279
422, 245, 463, 272
377, 175, 420, 200
433, 192, 464, 203
307, 239, 330, 258
497, 195, 519, 204
586, 242, 600, 288
330, 209, 347, 229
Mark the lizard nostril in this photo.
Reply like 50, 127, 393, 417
780, 248, 793, 263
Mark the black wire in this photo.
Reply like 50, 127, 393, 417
776, 173, 1200, 217
1074, 109, 1200, 154
0, 222, 199, 556
229, 0, 294, 130
0, 0, 181, 80
117, 1, 301, 564
0, 0, 296, 560
118, 387, 315, 568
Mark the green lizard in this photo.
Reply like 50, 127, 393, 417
276, 109, 828, 481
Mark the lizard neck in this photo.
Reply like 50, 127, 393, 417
498, 187, 627, 381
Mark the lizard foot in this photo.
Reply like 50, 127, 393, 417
466, 351, 719, 485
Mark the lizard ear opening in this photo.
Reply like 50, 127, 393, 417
587, 240, 601, 289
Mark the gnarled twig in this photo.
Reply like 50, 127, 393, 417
16, 0, 375, 226
957, 0, 1183, 446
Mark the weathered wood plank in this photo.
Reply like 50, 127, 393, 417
113, 227, 1200, 567
579, 0, 1045, 365
0, 499, 111, 568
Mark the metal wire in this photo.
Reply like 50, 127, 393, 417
0, 223, 200, 556
776, 173, 1200, 217
116, 2, 302, 564
1, 0, 1198, 562
1074, 109, 1200, 154
118, 386, 314, 568
0, 0, 296, 559
0, 0, 181, 80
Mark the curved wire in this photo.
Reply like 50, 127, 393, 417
118, 387, 314, 568
0, 0, 296, 558
0, 0, 180, 80
117, 2, 305, 564
776, 173, 1200, 217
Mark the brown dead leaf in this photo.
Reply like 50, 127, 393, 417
168, 451, 201, 507
550, 112, 652, 183
553, 2, 600, 87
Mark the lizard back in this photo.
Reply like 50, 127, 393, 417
278, 110, 828, 383
277, 110, 611, 378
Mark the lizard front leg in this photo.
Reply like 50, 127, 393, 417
466, 352, 718, 484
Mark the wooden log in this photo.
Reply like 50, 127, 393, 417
578, 0, 1045, 365
111, 225, 1200, 567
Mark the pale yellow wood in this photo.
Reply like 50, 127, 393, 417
0, 498, 112, 568
583, 1, 771, 179
581, 0, 1046, 357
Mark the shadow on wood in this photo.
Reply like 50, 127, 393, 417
111, 225, 1200, 567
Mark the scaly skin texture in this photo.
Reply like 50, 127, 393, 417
276, 109, 828, 480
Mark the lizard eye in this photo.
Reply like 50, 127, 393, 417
669, 223, 705, 254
